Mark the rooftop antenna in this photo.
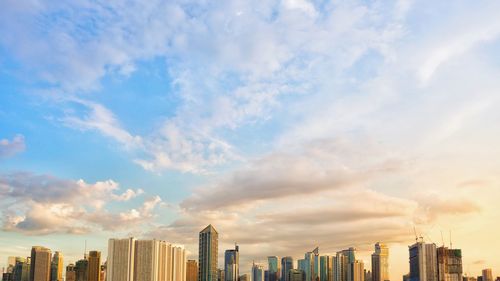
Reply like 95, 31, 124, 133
413, 226, 418, 243
440, 230, 445, 247
84, 240, 87, 259
449, 230, 452, 249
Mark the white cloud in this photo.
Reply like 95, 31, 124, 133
0, 135, 26, 159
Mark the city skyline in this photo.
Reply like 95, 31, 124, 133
1, 0, 500, 280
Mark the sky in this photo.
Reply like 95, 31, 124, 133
1, 0, 500, 278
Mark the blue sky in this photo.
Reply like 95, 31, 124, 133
1, 0, 500, 277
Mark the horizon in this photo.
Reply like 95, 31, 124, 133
1, 0, 500, 280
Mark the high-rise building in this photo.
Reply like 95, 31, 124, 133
50, 252, 63, 281
66, 264, 76, 281
30, 246, 51, 281
171, 245, 187, 281
304, 249, 320, 281
13, 257, 30, 281
320, 256, 334, 281
282, 257, 294, 281
87, 251, 101, 281
199, 225, 218, 281
75, 258, 88, 281
482, 270, 493, 281
347, 261, 364, 281
268, 256, 280, 281
253, 264, 265, 281
107, 238, 136, 281
436, 247, 462, 281
218, 269, 225, 281
372, 243, 389, 281
409, 242, 437, 281
188, 260, 199, 281
225, 246, 239, 281
239, 274, 250, 281
289, 270, 305, 281
335, 251, 349, 281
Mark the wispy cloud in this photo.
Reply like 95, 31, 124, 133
0, 135, 26, 159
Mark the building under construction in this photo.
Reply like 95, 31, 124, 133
437, 247, 463, 281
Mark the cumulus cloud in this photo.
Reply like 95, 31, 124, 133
0, 135, 25, 159
0, 172, 160, 235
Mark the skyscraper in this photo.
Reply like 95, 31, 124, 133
13, 257, 30, 281
252, 263, 265, 281
282, 257, 294, 281
66, 264, 76, 281
372, 243, 389, 281
199, 225, 218, 281
50, 252, 63, 281
335, 250, 349, 281
225, 245, 239, 281
482, 270, 493, 281
107, 238, 136, 281
347, 261, 364, 281
409, 242, 437, 281
75, 258, 88, 281
436, 247, 462, 281
30, 246, 51, 281
171, 245, 187, 281
187, 260, 199, 281
88, 251, 101, 281
320, 256, 334, 281
268, 256, 280, 281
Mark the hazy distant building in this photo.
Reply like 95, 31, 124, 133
239, 274, 250, 281
199, 225, 218, 281
188, 260, 199, 281
364, 270, 372, 281
30, 246, 51, 281
66, 264, 76, 281
87, 251, 101, 281
436, 247, 462, 281
409, 242, 437, 281
282, 257, 294, 281
268, 256, 280, 281
482, 270, 493, 281
372, 243, 389, 281
335, 249, 352, 281
253, 264, 265, 281
225, 246, 239, 281
75, 258, 88, 281
289, 270, 305, 281
107, 238, 136, 281
348, 261, 364, 281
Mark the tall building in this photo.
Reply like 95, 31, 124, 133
75, 258, 88, 281
218, 269, 225, 281
347, 261, 364, 281
188, 260, 199, 281
30, 246, 51, 281
282, 257, 294, 281
304, 249, 320, 281
171, 245, 187, 281
66, 264, 76, 281
13, 257, 30, 281
107, 238, 136, 281
225, 246, 239, 281
482, 270, 493, 281
289, 270, 305, 281
252, 264, 265, 281
199, 225, 218, 281
268, 256, 280, 281
50, 252, 63, 281
335, 250, 349, 281
409, 242, 437, 281
88, 251, 101, 281
239, 274, 250, 281
372, 243, 389, 281
320, 256, 334, 281
436, 247, 462, 281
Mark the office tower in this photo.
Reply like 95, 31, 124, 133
239, 274, 250, 281
304, 250, 320, 281
436, 247, 462, 281
282, 257, 294, 281
87, 251, 101, 281
347, 261, 364, 281
266, 270, 270, 281
30, 246, 52, 281
289, 270, 305, 281
171, 245, 187, 281
320, 256, 335, 281
134, 240, 160, 281
188, 260, 199, 281
268, 256, 280, 281
13, 257, 30, 281
364, 270, 372, 281
409, 242, 437, 281
372, 243, 389, 281
253, 264, 265, 281
107, 238, 136, 281
335, 251, 348, 281
75, 258, 89, 281
66, 264, 76, 281
225, 246, 240, 281
199, 225, 218, 281
50, 251, 63, 281
482, 270, 493, 281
